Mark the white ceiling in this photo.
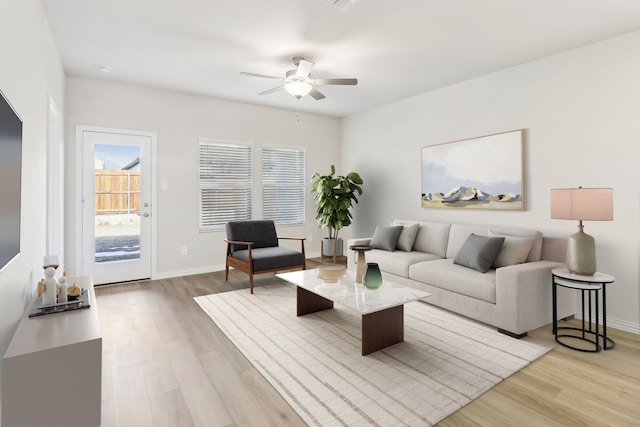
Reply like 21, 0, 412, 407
41, 0, 640, 118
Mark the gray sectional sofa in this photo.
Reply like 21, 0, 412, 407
347, 219, 576, 337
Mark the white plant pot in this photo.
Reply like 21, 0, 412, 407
322, 238, 343, 257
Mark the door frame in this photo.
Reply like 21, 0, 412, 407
75, 125, 158, 281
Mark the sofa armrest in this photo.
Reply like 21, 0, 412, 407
495, 260, 575, 334
346, 237, 373, 269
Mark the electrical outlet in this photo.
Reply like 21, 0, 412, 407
180, 246, 188, 256
307, 234, 313, 242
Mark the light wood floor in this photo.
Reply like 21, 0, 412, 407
96, 260, 640, 426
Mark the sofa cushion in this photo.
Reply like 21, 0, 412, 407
370, 225, 403, 251
488, 231, 535, 267
393, 222, 419, 251
453, 233, 505, 273
367, 249, 441, 278
409, 258, 497, 304
410, 221, 451, 258
445, 224, 489, 259
231, 247, 304, 272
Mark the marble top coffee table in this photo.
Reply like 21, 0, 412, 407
277, 269, 431, 355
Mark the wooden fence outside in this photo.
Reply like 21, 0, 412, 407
95, 169, 140, 215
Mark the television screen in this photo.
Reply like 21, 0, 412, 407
0, 90, 22, 271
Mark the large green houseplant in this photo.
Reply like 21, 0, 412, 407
310, 165, 363, 257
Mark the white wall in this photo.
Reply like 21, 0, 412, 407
65, 78, 341, 279
342, 31, 640, 332
0, 0, 65, 412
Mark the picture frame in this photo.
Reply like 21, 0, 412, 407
421, 129, 524, 210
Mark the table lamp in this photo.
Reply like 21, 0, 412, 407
550, 187, 613, 276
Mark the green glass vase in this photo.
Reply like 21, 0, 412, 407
363, 262, 382, 289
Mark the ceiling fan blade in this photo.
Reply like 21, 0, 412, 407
314, 78, 358, 85
240, 72, 283, 80
259, 86, 284, 95
309, 88, 326, 100
295, 59, 315, 78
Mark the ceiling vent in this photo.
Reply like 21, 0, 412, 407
318, 0, 358, 11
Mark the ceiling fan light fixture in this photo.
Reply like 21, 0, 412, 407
285, 82, 312, 98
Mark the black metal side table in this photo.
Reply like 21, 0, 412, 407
552, 268, 615, 352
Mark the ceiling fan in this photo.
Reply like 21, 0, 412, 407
241, 57, 358, 100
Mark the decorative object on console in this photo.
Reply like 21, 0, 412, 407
311, 164, 363, 258
421, 129, 524, 210
58, 274, 68, 303
42, 267, 58, 306
362, 262, 382, 289
550, 187, 613, 276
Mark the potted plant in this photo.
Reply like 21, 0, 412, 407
310, 165, 363, 257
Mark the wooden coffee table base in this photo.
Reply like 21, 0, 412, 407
362, 305, 404, 355
296, 286, 404, 355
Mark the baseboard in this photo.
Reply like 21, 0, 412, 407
574, 313, 640, 335
153, 253, 324, 281
153, 264, 226, 280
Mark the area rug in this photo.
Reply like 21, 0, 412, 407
194, 283, 552, 426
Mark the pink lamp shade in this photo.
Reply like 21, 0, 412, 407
550, 188, 613, 221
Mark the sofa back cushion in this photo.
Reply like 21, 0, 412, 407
410, 221, 451, 258
445, 223, 544, 261
446, 224, 489, 259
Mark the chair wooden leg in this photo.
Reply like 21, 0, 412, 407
225, 261, 229, 281
249, 273, 254, 294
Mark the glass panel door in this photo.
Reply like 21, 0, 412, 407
81, 129, 152, 284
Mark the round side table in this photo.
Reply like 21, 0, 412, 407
349, 245, 373, 283
551, 268, 615, 352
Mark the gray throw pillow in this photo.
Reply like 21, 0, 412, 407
370, 225, 403, 251
394, 222, 420, 252
453, 233, 505, 273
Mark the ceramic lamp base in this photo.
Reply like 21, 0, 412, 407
566, 224, 596, 276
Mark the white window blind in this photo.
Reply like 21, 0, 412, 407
262, 146, 305, 226
199, 139, 252, 231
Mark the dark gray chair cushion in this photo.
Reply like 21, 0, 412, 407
231, 247, 305, 272
226, 220, 279, 254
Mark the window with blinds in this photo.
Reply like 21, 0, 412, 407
199, 139, 252, 231
262, 146, 306, 226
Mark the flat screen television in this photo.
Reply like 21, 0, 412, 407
0, 90, 22, 272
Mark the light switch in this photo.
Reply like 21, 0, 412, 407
161, 180, 168, 191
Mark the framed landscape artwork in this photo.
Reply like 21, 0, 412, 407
421, 129, 524, 210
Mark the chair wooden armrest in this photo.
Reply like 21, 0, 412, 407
277, 237, 306, 255
225, 239, 254, 246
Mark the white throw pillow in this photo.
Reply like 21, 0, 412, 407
394, 222, 419, 252
488, 231, 535, 268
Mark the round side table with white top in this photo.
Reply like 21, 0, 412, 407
551, 268, 615, 352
